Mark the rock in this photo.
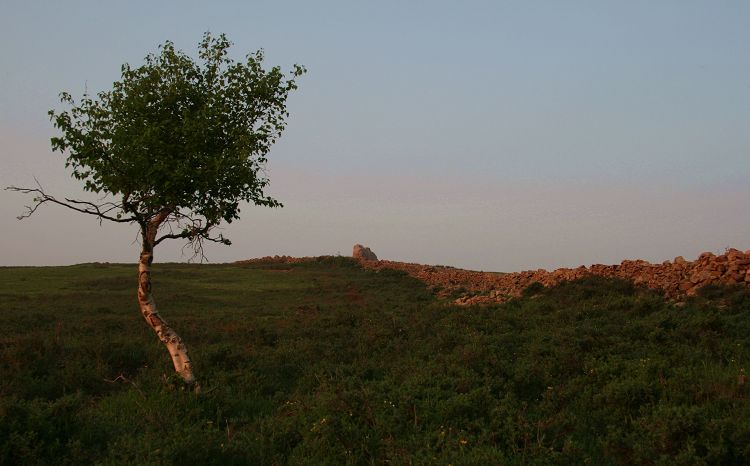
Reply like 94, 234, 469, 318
691, 270, 713, 284
352, 244, 378, 261
726, 248, 743, 259
699, 252, 715, 262
678, 280, 693, 292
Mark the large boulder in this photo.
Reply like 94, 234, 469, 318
353, 244, 378, 261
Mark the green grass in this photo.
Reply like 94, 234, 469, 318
1, 258, 749, 465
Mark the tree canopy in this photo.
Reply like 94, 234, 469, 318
38, 32, 304, 253
7, 33, 305, 389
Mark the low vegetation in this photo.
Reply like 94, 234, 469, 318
2, 258, 749, 464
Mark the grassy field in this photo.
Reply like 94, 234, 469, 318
1, 257, 750, 465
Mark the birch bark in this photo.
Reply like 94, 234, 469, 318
137, 213, 198, 390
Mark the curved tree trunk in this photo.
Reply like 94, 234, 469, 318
137, 217, 199, 391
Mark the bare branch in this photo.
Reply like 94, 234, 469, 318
154, 220, 228, 246
182, 236, 209, 263
5, 184, 137, 224
181, 230, 230, 263
149, 209, 231, 262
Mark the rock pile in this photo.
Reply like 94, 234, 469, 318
361, 248, 750, 305
353, 244, 378, 261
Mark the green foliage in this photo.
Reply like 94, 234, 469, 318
2, 263, 750, 464
48, 32, 304, 229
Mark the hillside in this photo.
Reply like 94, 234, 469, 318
2, 257, 750, 464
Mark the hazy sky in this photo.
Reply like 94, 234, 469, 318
2, 1, 749, 271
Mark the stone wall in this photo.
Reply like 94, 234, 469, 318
362, 248, 750, 305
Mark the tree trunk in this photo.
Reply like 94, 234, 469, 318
137, 217, 199, 391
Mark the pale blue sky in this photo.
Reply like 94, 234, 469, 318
1, 1, 749, 270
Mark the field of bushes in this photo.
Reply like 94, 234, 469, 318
1, 257, 749, 464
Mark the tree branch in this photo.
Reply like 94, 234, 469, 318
153, 217, 228, 246
151, 210, 230, 262
5, 184, 137, 224
180, 231, 230, 263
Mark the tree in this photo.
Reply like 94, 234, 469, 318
7, 33, 305, 391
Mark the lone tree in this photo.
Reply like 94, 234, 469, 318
7, 33, 305, 391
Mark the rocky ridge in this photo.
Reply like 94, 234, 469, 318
359, 248, 750, 305
237, 248, 750, 305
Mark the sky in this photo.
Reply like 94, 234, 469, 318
1, 0, 749, 271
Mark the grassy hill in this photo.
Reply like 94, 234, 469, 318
1, 257, 749, 465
